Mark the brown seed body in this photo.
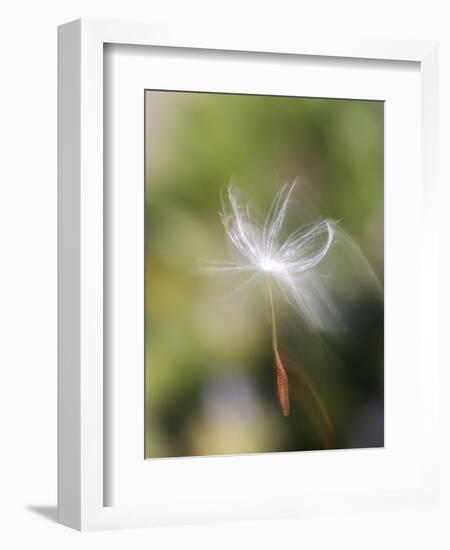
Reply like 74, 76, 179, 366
274, 351, 290, 416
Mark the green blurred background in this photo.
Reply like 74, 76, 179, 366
145, 91, 384, 458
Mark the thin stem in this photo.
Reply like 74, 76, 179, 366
267, 284, 332, 440
267, 281, 290, 416
267, 282, 278, 354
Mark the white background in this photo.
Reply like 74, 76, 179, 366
0, 1, 449, 549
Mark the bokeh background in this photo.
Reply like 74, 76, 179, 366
145, 91, 384, 458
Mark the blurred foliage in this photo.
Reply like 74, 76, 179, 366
145, 91, 384, 458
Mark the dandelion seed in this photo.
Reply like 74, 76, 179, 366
200, 179, 380, 418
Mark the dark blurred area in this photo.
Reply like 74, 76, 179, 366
145, 91, 384, 458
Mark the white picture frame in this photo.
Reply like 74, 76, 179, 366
58, 18, 439, 531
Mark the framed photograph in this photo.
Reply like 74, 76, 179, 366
58, 19, 439, 530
